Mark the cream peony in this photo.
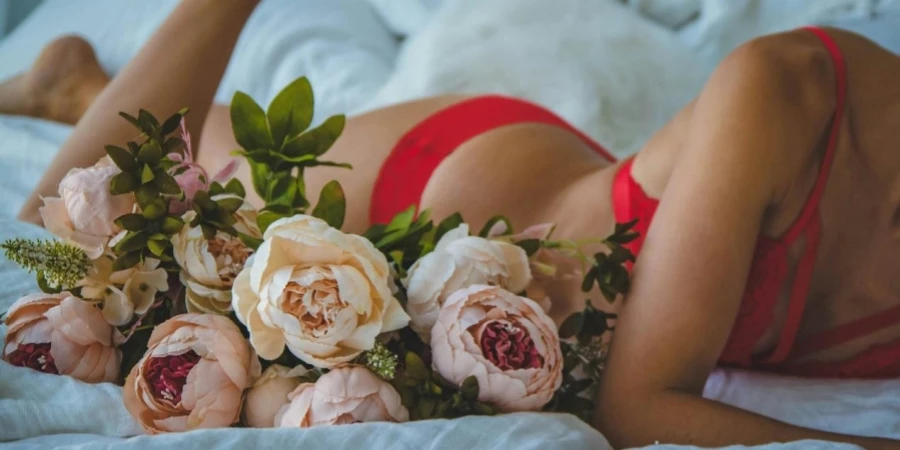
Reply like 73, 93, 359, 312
404, 224, 531, 343
430, 285, 562, 412
79, 256, 169, 326
172, 195, 260, 315
39, 156, 136, 259
242, 364, 308, 428
232, 215, 409, 368
2, 292, 122, 383
123, 314, 261, 434
275, 365, 408, 427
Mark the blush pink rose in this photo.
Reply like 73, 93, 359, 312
242, 364, 308, 428
275, 365, 408, 428
123, 314, 261, 434
2, 292, 122, 383
39, 156, 136, 259
430, 285, 562, 412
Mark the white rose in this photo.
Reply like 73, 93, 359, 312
403, 224, 531, 343
172, 195, 261, 314
232, 215, 409, 368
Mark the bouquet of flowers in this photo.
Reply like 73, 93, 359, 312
1, 77, 636, 433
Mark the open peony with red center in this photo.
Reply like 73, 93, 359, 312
431, 284, 563, 412
123, 314, 260, 434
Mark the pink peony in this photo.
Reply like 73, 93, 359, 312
39, 156, 136, 259
122, 314, 261, 433
2, 292, 122, 383
242, 364, 308, 428
430, 285, 562, 412
275, 365, 408, 428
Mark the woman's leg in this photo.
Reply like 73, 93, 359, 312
18, 0, 260, 224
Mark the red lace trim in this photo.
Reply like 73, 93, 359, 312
718, 237, 789, 366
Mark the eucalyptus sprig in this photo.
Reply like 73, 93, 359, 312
0, 238, 91, 292
106, 108, 191, 270
228, 77, 349, 232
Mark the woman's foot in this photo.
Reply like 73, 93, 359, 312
0, 35, 110, 124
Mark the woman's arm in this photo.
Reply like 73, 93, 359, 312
595, 31, 900, 449
18, 0, 259, 224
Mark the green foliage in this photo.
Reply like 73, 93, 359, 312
107, 108, 192, 270
545, 219, 637, 422
229, 76, 350, 232
392, 349, 495, 420
1, 239, 91, 291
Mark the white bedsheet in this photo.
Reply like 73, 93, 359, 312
2, 0, 900, 449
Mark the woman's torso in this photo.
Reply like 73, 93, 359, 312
243, 28, 900, 375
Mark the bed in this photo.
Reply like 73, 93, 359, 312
1, 1, 899, 449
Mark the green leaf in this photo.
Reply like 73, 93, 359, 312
160, 108, 188, 136
434, 212, 464, 243
516, 238, 541, 257
581, 266, 598, 293
161, 216, 184, 235
142, 200, 167, 220
404, 352, 428, 381
471, 402, 494, 416
558, 312, 585, 339
192, 190, 217, 212
138, 109, 160, 131
479, 215, 512, 237
109, 172, 139, 195
460, 376, 479, 401
266, 173, 295, 205
225, 179, 246, 198
217, 197, 244, 213
135, 184, 160, 208
115, 214, 147, 232
311, 180, 346, 229
36, 271, 62, 294
112, 251, 142, 271
105, 145, 137, 171
257, 211, 286, 234
208, 182, 225, 197
147, 239, 167, 257
238, 232, 263, 251
138, 140, 163, 165
115, 231, 149, 254
248, 161, 270, 199
234, 149, 281, 165
386, 205, 416, 234
141, 164, 156, 184
306, 160, 352, 170
230, 91, 273, 150
262, 204, 293, 216
416, 397, 436, 420
162, 136, 184, 153
119, 112, 141, 129
281, 114, 345, 158
200, 224, 217, 240
154, 172, 181, 196
267, 76, 314, 149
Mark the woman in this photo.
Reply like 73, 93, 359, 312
4, 0, 900, 448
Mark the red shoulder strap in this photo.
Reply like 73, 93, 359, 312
370, 95, 615, 224
782, 27, 847, 244
758, 27, 848, 365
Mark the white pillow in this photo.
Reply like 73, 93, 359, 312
0, 0, 398, 120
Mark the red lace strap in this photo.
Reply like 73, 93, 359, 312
370, 95, 616, 225
756, 27, 847, 364
782, 27, 847, 244
792, 303, 900, 359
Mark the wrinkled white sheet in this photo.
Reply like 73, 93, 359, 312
2, 0, 900, 449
